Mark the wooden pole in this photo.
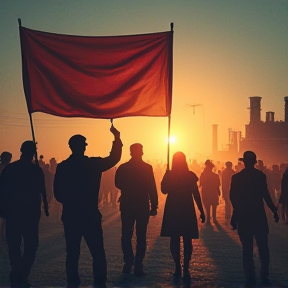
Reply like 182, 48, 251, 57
167, 22, 174, 170
18, 18, 39, 165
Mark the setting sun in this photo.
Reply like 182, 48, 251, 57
166, 135, 177, 144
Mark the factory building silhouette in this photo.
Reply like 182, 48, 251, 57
212, 97, 288, 165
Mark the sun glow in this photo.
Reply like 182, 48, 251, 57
166, 135, 177, 144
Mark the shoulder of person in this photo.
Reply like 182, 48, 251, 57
188, 170, 198, 182
88, 156, 101, 162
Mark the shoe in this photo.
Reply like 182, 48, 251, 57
122, 263, 132, 274
67, 280, 80, 288
134, 265, 146, 277
173, 265, 181, 277
183, 272, 191, 284
245, 278, 256, 287
93, 280, 107, 288
261, 278, 272, 286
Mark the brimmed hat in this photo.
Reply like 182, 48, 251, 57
238, 151, 257, 163
204, 159, 214, 168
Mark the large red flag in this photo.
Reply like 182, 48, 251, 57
19, 26, 173, 119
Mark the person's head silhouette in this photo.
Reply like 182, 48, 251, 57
130, 143, 143, 159
225, 161, 233, 168
68, 134, 87, 155
0, 151, 12, 165
238, 151, 257, 168
171, 151, 189, 172
204, 159, 214, 170
20, 141, 36, 160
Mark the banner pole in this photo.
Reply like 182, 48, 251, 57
167, 22, 174, 171
167, 115, 171, 170
18, 18, 39, 165
28, 112, 39, 165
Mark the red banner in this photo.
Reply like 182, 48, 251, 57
19, 26, 172, 118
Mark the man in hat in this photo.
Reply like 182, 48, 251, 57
0, 141, 49, 287
199, 160, 221, 223
230, 151, 279, 286
115, 143, 158, 276
221, 161, 235, 220
54, 125, 122, 288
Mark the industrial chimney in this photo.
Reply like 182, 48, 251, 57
249, 96, 262, 124
284, 96, 288, 122
266, 111, 275, 123
212, 124, 218, 155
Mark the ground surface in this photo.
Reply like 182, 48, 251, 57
0, 199, 287, 288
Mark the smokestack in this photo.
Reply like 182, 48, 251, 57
266, 111, 275, 123
249, 96, 262, 124
212, 124, 218, 155
284, 96, 288, 122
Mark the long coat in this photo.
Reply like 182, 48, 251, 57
115, 158, 158, 214
280, 168, 288, 206
199, 168, 220, 206
0, 158, 47, 220
160, 170, 202, 238
230, 167, 277, 235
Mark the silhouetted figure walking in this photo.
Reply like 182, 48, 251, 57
230, 151, 279, 287
221, 161, 235, 220
0, 151, 12, 239
161, 152, 205, 283
199, 160, 220, 223
115, 143, 158, 277
0, 141, 49, 287
54, 126, 122, 288
279, 166, 288, 224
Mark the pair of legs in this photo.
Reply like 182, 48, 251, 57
121, 210, 149, 274
204, 204, 217, 221
6, 216, 40, 287
170, 236, 193, 280
223, 198, 232, 220
281, 203, 288, 223
0, 218, 6, 238
239, 232, 270, 282
63, 216, 107, 286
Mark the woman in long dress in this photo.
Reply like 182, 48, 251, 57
160, 152, 205, 282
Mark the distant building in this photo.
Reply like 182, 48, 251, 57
240, 96, 288, 166
212, 97, 288, 166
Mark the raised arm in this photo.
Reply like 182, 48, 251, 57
99, 125, 123, 172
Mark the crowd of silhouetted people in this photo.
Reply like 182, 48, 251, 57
0, 127, 288, 288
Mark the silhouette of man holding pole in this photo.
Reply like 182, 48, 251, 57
54, 125, 122, 288
0, 141, 49, 287
230, 151, 279, 287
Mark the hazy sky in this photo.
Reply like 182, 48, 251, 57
1, 0, 288, 163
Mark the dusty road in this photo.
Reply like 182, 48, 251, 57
0, 200, 287, 288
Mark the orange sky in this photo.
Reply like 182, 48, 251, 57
1, 1, 288, 164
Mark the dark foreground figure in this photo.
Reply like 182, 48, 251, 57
160, 151, 205, 283
54, 126, 122, 288
115, 143, 158, 277
0, 141, 49, 287
230, 151, 279, 287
